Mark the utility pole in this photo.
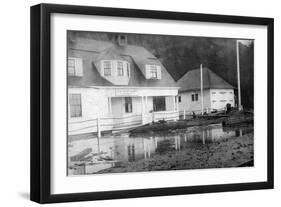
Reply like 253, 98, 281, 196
200, 64, 204, 115
236, 40, 242, 110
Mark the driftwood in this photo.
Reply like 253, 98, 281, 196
130, 118, 224, 134
70, 148, 92, 162
130, 113, 253, 134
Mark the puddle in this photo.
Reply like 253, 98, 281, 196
68, 123, 253, 175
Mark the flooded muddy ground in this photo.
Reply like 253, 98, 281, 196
97, 133, 253, 173
68, 123, 253, 175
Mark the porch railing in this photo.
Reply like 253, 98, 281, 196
68, 110, 180, 136
68, 114, 142, 135
153, 110, 179, 122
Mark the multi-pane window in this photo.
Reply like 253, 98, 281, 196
178, 96, 181, 103
68, 57, 83, 76
103, 61, 112, 76
125, 97, 132, 113
145, 65, 161, 79
102, 60, 130, 77
150, 65, 158, 78
117, 61, 124, 76
69, 94, 82, 118
191, 93, 199, 102
68, 58, 75, 76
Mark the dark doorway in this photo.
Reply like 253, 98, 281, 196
153, 96, 166, 111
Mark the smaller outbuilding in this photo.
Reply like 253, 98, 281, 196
176, 67, 235, 114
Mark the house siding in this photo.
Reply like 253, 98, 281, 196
68, 88, 114, 135
178, 89, 211, 114
165, 96, 175, 111
68, 87, 179, 135
178, 88, 235, 114
210, 89, 235, 110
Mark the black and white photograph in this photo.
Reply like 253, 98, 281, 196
0, 0, 277, 205
28, 2, 274, 204
67, 31, 254, 175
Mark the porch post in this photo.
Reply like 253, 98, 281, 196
173, 96, 178, 121
108, 97, 112, 113
141, 96, 145, 125
173, 96, 176, 112
145, 96, 148, 113
176, 96, 179, 112
97, 117, 101, 152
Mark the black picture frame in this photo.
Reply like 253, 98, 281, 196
30, 3, 274, 204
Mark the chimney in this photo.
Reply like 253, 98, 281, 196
115, 34, 127, 46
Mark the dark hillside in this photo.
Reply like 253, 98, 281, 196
68, 31, 254, 108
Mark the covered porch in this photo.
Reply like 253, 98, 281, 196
68, 87, 180, 136
108, 94, 180, 130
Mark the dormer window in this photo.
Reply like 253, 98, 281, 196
101, 60, 129, 78
150, 65, 158, 78
103, 61, 112, 76
68, 57, 83, 77
145, 65, 161, 80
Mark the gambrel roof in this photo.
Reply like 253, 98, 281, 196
68, 38, 177, 88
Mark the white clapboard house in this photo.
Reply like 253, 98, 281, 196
176, 67, 235, 115
68, 35, 180, 136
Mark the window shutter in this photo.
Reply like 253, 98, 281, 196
75, 58, 83, 76
156, 66, 162, 79
145, 65, 151, 79
102, 61, 107, 76
126, 62, 130, 77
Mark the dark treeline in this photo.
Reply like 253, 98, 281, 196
68, 31, 254, 108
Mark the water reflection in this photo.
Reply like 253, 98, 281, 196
68, 123, 253, 175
